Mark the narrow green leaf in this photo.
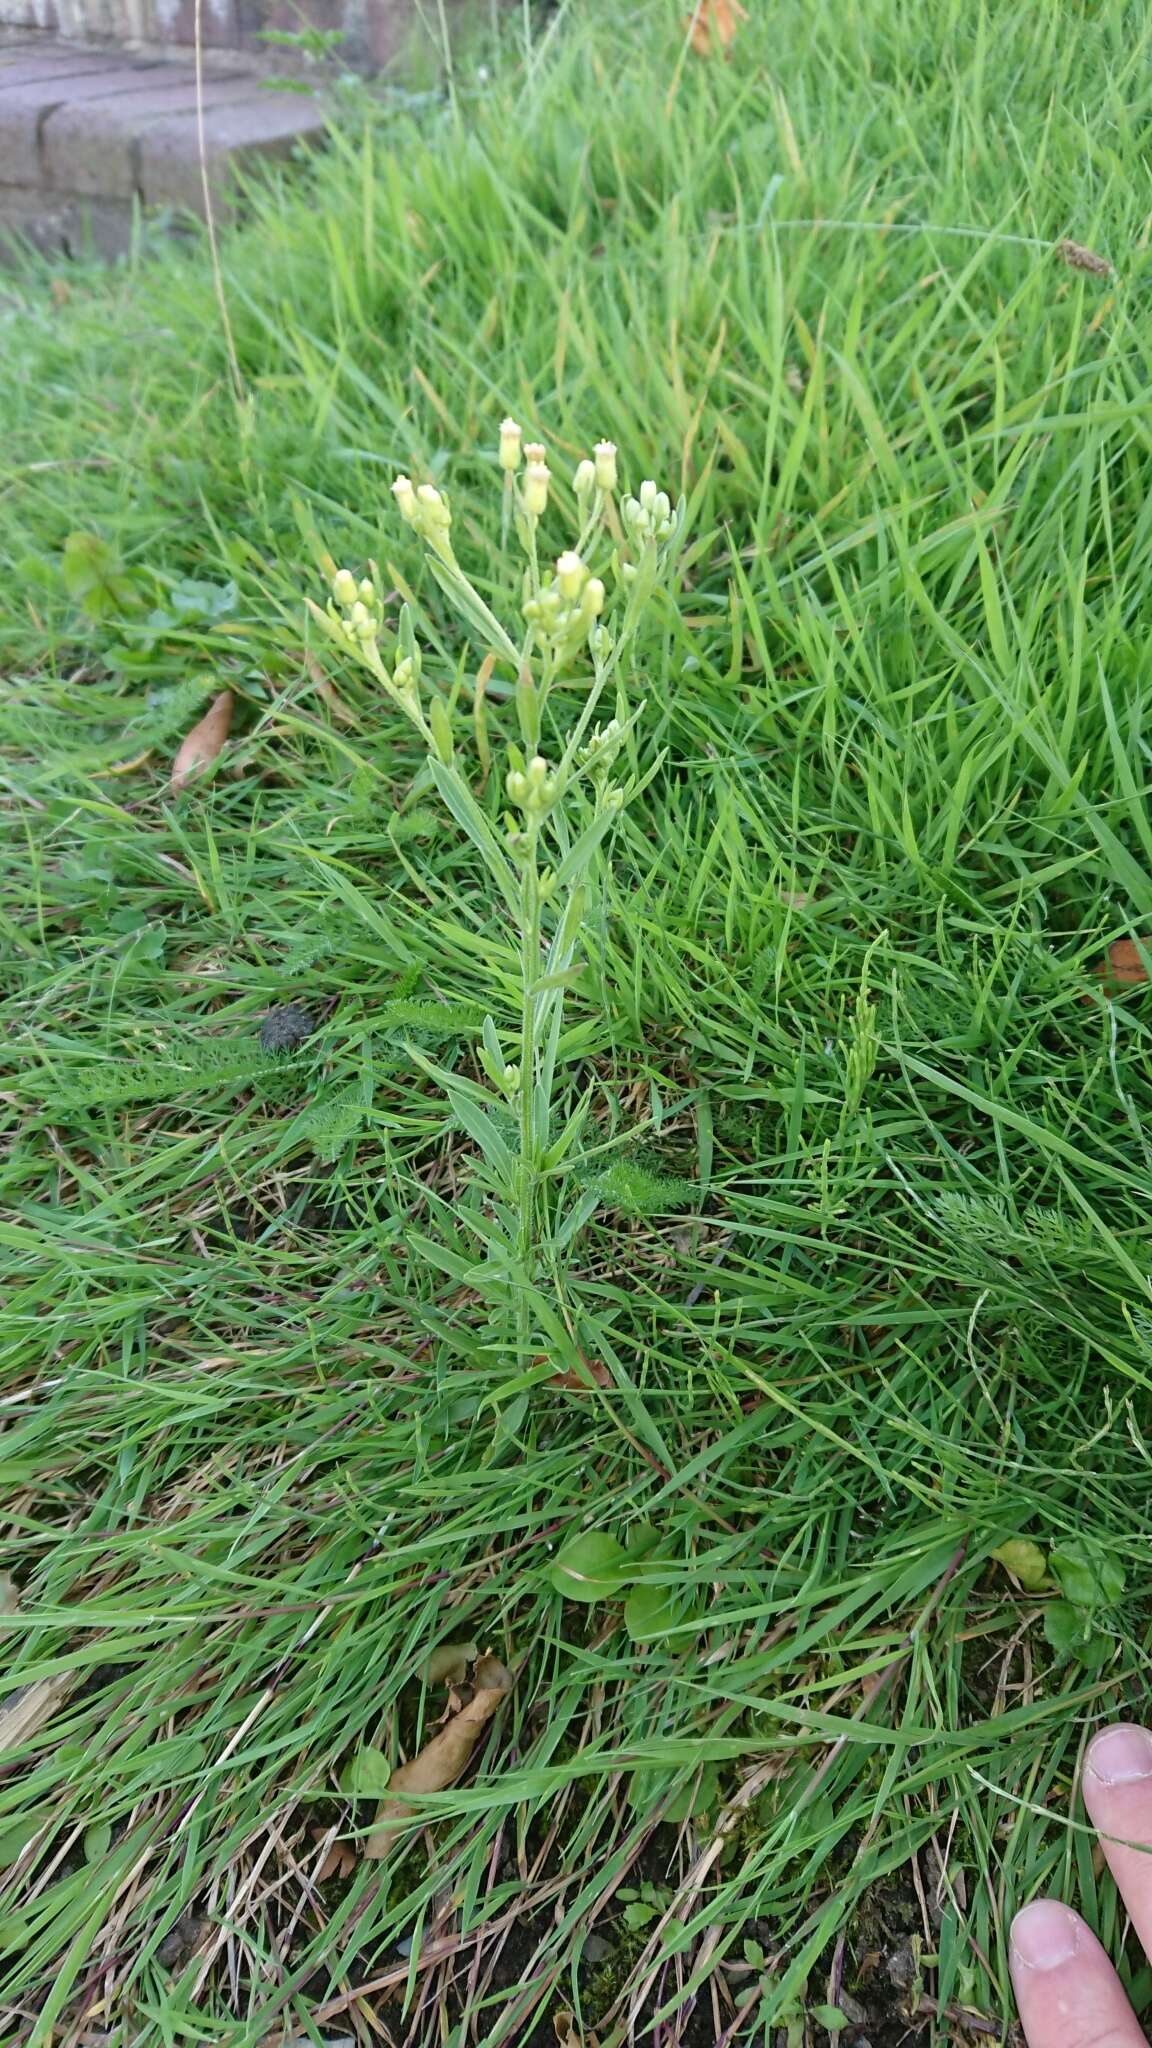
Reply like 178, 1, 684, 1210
427, 758, 520, 913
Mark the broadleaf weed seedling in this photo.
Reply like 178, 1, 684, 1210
308, 423, 687, 1372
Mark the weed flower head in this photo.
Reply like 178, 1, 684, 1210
523, 556, 604, 657
416, 482, 451, 536
327, 566, 382, 652
556, 551, 587, 602
392, 475, 418, 523
505, 753, 558, 820
593, 440, 618, 493
523, 460, 551, 518
622, 479, 675, 546
499, 417, 523, 470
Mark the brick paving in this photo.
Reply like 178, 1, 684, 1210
0, 39, 327, 256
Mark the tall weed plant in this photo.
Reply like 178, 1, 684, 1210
309, 427, 686, 1374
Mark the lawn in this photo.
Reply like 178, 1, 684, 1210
3, 0, 1152, 2042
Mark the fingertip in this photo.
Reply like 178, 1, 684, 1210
1080, 1722, 1152, 1963
1010, 1898, 1083, 1972
1084, 1723, 1152, 1793
1009, 1899, 1144, 2048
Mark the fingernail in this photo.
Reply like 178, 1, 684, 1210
1011, 1900, 1081, 1971
1086, 1724, 1152, 1787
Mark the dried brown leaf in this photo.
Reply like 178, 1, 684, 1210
157, 1914, 211, 1968
548, 1357, 612, 1391
312, 1834, 358, 1883
1055, 238, 1112, 277
685, 0, 748, 56
554, 2012, 596, 2048
1097, 937, 1150, 989
424, 1640, 479, 1686
364, 1655, 512, 1857
0, 1676, 70, 1756
171, 690, 234, 795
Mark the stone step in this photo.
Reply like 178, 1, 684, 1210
0, 39, 327, 255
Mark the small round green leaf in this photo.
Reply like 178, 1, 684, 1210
83, 1821, 112, 1864
624, 1581, 682, 1642
548, 1531, 629, 1603
1044, 1600, 1112, 1667
342, 1746, 392, 1799
1043, 1600, 1082, 1658
1049, 1538, 1125, 1611
989, 1540, 1049, 1592
810, 2006, 849, 2035
622, 1898, 660, 1930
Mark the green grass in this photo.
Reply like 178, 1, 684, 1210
4, 0, 1152, 2040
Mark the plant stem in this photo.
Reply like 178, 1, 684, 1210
516, 843, 542, 1361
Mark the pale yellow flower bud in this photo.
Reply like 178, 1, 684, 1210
556, 550, 586, 602
523, 587, 563, 631
639, 478, 658, 513
523, 442, 546, 465
392, 475, 418, 522
584, 577, 606, 618
358, 578, 375, 603
332, 568, 358, 607
521, 756, 557, 809
573, 458, 596, 500
594, 440, 618, 493
523, 460, 550, 518
499, 417, 523, 471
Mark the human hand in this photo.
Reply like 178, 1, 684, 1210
1011, 1724, 1152, 2046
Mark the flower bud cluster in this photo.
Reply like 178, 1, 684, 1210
621, 478, 675, 547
